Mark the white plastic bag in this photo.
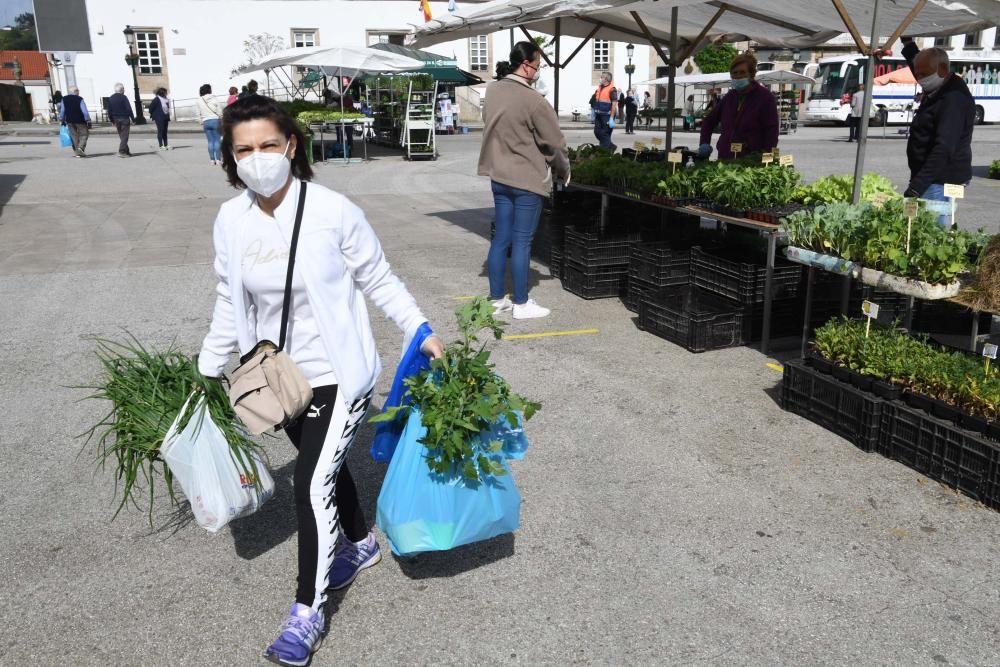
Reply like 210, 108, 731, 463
161, 393, 274, 532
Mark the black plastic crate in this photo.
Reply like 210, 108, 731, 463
780, 359, 884, 453
879, 401, 999, 504
690, 246, 803, 304
629, 243, 691, 287
549, 248, 564, 280
561, 259, 628, 299
744, 298, 805, 342
623, 275, 659, 313
564, 227, 638, 267
637, 286, 745, 352
912, 300, 994, 335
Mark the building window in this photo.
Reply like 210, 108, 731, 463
469, 35, 489, 72
593, 39, 610, 71
965, 31, 982, 49
136, 30, 162, 75
293, 29, 317, 48
995, 29, 1000, 49
934, 35, 950, 48
367, 32, 406, 46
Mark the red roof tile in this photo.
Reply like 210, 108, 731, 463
0, 50, 49, 82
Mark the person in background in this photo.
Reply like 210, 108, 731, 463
624, 88, 638, 135
901, 41, 974, 226
591, 71, 619, 151
51, 90, 63, 122
479, 41, 570, 320
196, 83, 224, 165
199, 95, 443, 667
107, 83, 135, 157
848, 83, 865, 142
149, 87, 171, 150
698, 53, 778, 160
642, 91, 653, 128
247, 80, 260, 97
683, 94, 696, 131
227, 86, 239, 106
59, 86, 91, 158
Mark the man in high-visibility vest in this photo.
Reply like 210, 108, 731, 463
590, 71, 619, 151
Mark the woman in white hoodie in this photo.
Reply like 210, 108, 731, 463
198, 95, 443, 667
196, 83, 224, 164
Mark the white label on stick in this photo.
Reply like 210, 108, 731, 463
761, 152, 774, 164
651, 137, 664, 146
984, 343, 998, 360
730, 142, 743, 154
668, 151, 683, 164
862, 300, 880, 319
903, 200, 919, 218
943, 184, 965, 199
780, 154, 794, 166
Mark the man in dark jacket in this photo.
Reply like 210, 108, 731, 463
901, 41, 974, 225
59, 86, 91, 157
107, 83, 135, 157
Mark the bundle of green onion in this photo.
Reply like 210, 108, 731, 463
77, 335, 264, 522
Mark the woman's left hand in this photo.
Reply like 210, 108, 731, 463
421, 335, 445, 360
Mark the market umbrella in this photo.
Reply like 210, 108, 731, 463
245, 45, 423, 79
369, 42, 484, 85
757, 70, 815, 85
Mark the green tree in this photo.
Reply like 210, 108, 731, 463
0, 13, 38, 50
694, 43, 737, 74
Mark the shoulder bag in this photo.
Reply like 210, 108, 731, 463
227, 181, 314, 435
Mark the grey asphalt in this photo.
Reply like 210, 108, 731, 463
2, 123, 999, 666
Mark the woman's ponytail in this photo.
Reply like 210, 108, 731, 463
495, 61, 514, 80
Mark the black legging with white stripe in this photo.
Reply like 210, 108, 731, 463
285, 384, 372, 610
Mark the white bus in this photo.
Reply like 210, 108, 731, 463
804, 53, 1000, 125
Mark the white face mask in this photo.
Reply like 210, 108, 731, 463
235, 142, 291, 197
919, 72, 946, 94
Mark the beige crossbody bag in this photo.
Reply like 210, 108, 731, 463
228, 182, 313, 435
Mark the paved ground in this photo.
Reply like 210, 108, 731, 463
2, 124, 1000, 666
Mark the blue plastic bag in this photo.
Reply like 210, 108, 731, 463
59, 125, 72, 148
376, 409, 522, 556
370, 323, 433, 462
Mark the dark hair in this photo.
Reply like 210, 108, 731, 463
229, 86, 238, 95
495, 40, 542, 80
199, 83, 212, 96
156, 87, 167, 97
248, 79, 258, 91
220, 95, 313, 190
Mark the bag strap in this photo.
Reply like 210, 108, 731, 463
279, 181, 307, 351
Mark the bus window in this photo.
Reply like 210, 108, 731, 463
810, 62, 847, 99
844, 63, 862, 92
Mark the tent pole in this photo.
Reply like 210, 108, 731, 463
851, 0, 881, 204
555, 17, 562, 114
666, 6, 678, 150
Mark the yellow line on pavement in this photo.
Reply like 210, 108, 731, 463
767, 362, 784, 373
503, 329, 600, 340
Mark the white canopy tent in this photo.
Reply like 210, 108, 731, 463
639, 70, 815, 86
411, 0, 1000, 200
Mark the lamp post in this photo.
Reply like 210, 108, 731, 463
122, 26, 147, 124
625, 43, 635, 93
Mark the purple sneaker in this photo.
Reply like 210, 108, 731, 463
263, 603, 326, 667
327, 533, 382, 590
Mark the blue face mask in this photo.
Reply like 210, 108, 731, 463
731, 78, 750, 91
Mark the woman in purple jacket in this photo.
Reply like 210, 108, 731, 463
698, 53, 779, 160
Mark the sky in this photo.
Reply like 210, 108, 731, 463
1, 0, 34, 27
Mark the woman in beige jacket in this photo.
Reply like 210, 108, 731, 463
478, 41, 570, 320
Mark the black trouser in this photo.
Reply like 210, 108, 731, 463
285, 384, 372, 609
848, 115, 860, 141
594, 113, 615, 150
114, 119, 131, 154
625, 110, 637, 133
155, 118, 169, 147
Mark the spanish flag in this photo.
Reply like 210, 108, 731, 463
420, 0, 432, 22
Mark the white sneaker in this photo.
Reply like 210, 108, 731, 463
512, 299, 550, 320
492, 296, 513, 315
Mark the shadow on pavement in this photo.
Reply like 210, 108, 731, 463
393, 532, 516, 579
229, 459, 297, 560
426, 207, 494, 241
0, 140, 52, 145
0, 174, 25, 219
